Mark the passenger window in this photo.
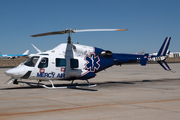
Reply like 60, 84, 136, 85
56, 58, 66, 67
38, 58, 48, 68
70, 59, 78, 68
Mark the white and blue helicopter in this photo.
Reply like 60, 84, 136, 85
4, 29, 171, 89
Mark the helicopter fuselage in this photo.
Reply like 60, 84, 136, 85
5, 43, 127, 81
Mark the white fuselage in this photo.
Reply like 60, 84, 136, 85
5, 43, 96, 80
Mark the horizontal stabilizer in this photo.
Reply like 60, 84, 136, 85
157, 60, 171, 71
157, 37, 171, 56
140, 54, 149, 66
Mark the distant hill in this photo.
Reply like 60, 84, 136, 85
0, 57, 27, 67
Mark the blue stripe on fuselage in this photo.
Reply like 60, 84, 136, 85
94, 48, 145, 71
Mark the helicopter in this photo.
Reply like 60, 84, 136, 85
4, 28, 172, 89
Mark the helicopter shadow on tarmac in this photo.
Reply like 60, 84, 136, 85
0, 80, 139, 91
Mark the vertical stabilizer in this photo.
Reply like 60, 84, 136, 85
157, 37, 171, 56
23, 50, 29, 55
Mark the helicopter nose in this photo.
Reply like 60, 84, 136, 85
4, 68, 17, 76
4, 65, 26, 77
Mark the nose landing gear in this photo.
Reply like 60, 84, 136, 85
13, 79, 18, 85
4, 77, 18, 85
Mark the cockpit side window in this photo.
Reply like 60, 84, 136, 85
24, 56, 39, 67
38, 57, 48, 68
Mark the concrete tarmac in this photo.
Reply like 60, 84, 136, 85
0, 63, 180, 120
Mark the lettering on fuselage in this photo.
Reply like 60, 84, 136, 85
37, 72, 65, 78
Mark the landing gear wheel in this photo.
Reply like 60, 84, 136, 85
13, 79, 18, 85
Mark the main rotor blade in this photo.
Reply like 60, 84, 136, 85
31, 28, 127, 37
31, 31, 66, 37
74, 29, 127, 32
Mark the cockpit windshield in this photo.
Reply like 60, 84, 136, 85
24, 56, 39, 67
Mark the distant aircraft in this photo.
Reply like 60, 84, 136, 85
0, 50, 29, 59
168, 52, 180, 58
151, 51, 180, 58
149, 50, 180, 61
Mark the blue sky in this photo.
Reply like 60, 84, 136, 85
0, 0, 180, 54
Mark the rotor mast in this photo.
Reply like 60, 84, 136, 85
66, 29, 74, 44
68, 33, 71, 43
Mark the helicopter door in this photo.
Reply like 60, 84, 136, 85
35, 57, 50, 79
52, 58, 66, 79
48, 57, 66, 79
